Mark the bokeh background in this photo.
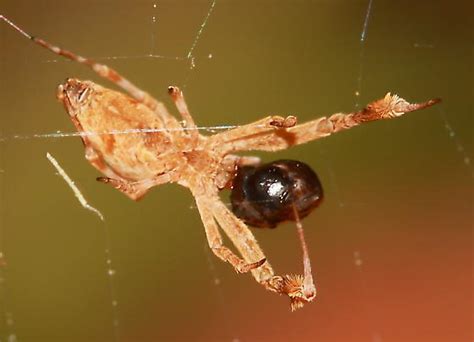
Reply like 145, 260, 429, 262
0, 1, 472, 341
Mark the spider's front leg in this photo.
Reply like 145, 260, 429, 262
206, 114, 297, 146
209, 93, 441, 153
1, 16, 185, 131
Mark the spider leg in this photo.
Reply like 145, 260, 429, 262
97, 173, 171, 201
194, 181, 318, 308
210, 93, 441, 153
205, 115, 297, 150
168, 86, 199, 145
207, 194, 275, 283
84, 143, 171, 200
1, 16, 178, 125
209, 190, 323, 309
194, 194, 266, 273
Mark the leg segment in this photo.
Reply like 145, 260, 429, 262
208, 195, 275, 283
192, 181, 319, 309
194, 194, 266, 273
210, 195, 321, 310
206, 115, 296, 149
214, 154, 261, 189
168, 86, 199, 142
209, 93, 441, 153
84, 142, 171, 201
97, 173, 171, 201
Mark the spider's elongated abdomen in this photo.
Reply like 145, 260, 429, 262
57, 79, 181, 181
230, 160, 323, 228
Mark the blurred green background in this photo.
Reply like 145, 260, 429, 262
0, 1, 472, 341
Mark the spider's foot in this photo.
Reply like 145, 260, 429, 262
269, 115, 297, 128
355, 93, 441, 122
236, 258, 266, 273
265, 274, 317, 311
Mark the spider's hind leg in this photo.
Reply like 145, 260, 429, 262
207, 194, 276, 283
208, 193, 318, 309
194, 194, 266, 274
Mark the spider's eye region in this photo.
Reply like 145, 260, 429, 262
230, 160, 323, 228
60, 79, 92, 107
77, 87, 90, 103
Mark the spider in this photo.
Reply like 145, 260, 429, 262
2, 15, 440, 310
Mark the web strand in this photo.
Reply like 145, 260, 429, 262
46, 153, 120, 341
150, 3, 158, 55
0, 124, 245, 142
353, 250, 383, 342
0, 16, 18, 342
359, 0, 374, 43
354, 0, 374, 109
437, 108, 473, 176
186, 0, 217, 60
183, 0, 217, 87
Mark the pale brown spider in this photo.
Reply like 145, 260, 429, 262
2, 16, 440, 310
